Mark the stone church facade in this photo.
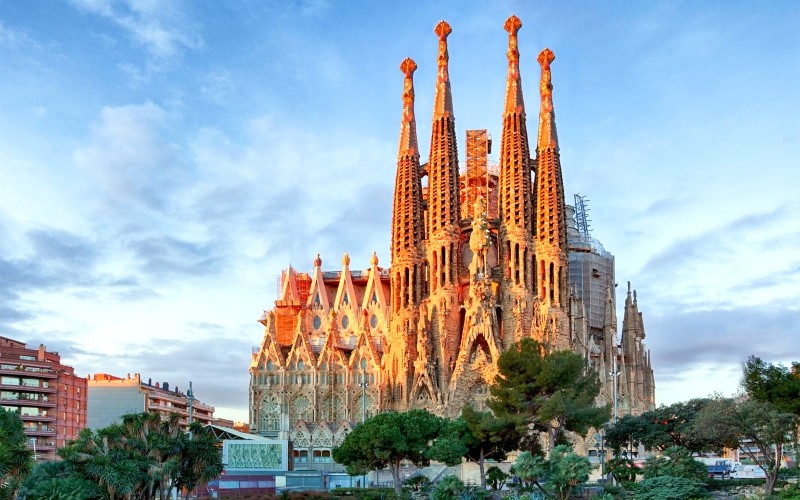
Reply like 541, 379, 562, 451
248, 17, 655, 466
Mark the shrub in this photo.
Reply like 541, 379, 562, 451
607, 457, 638, 483
404, 474, 430, 491
634, 476, 709, 500
431, 475, 465, 500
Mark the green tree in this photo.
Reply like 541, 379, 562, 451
605, 399, 718, 455
742, 356, 800, 416
511, 450, 547, 491
488, 338, 609, 452
695, 397, 794, 495
431, 475, 465, 500
332, 410, 446, 496
606, 457, 637, 484
512, 445, 590, 500
546, 445, 592, 500
19, 460, 103, 499
428, 405, 520, 490
640, 446, 707, 482
58, 412, 222, 500
0, 408, 35, 500
742, 356, 800, 466
175, 421, 223, 498
485, 466, 509, 491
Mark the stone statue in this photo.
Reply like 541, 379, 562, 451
469, 196, 490, 278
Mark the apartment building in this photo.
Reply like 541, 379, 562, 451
87, 372, 214, 431
0, 336, 86, 461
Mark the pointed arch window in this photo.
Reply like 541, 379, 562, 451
260, 394, 281, 432
290, 395, 313, 423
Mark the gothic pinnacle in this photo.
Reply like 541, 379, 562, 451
503, 15, 525, 116
398, 57, 419, 158
432, 20, 454, 119
537, 48, 559, 151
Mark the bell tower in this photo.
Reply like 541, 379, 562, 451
533, 48, 570, 349
497, 15, 535, 348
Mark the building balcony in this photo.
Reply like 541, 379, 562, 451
25, 428, 56, 437
0, 398, 56, 408
0, 383, 56, 393
20, 414, 55, 422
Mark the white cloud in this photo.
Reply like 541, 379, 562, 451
70, 0, 202, 59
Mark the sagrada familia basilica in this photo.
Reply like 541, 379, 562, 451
249, 16, 655, 463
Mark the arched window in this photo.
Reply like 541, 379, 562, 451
259, 394, 281, 432
290, 395, 313, 423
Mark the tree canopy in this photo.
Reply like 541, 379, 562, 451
605, 398, 719, 454
332, 409, 448, 496
742, 355, 800, 416
57, 412, 222, 500
488, 338, 610, 451
428, 405, 520, 489
695, 397, 794, 496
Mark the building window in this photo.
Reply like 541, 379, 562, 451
259, 395, 280, 432
293, 449, 308, 464
313, 450, 332, 463
290, 395, 313, 423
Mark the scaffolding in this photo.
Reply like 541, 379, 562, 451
462, 130, 498, 219
574, 193, 592, 239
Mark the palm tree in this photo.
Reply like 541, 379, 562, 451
0, 408, 34, 500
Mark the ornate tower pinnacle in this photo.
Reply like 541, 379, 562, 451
390, 57, 424, 294
533, 47, 569, 349
398, 57, 419, 157
537, 48, 558, 151
503, 15, 525, 115
425, 19, 461, 396
433, 20, 454, 118
497, 16, 535, 347
387, 56, 426, 408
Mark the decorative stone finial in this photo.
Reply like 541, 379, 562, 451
342, 252, 350, 266
371, 251, 379, 266
434, 20, 452, 42
432, 20, 454, 118
398, 57, 419, 157
537, 48, 555, 100
537, 48, 559, 150
313, 253, 322, 268
504, 15, 522, 64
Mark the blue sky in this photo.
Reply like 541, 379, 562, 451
1, 0, 798, 422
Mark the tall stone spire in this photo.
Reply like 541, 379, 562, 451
427, 20, 460, 243
387, 57, 425, 408
497, 15, 535, 347
534, 47, 570, 349
425, 20, 462, 395
391, 57, 425, 280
